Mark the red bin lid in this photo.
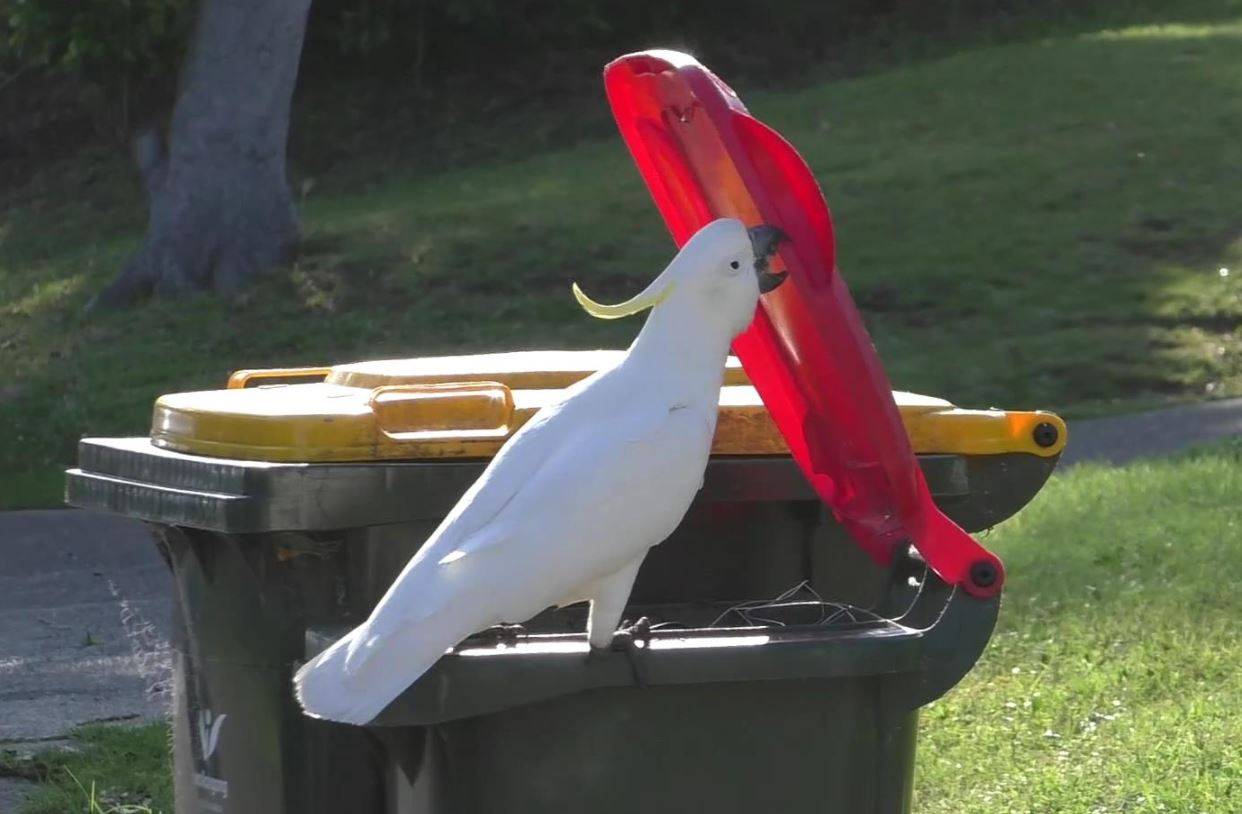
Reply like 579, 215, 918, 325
605, 50, 1004, 597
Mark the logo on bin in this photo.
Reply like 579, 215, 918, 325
196, 710, 227, 761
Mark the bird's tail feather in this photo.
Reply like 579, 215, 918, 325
293, 616, 468, 726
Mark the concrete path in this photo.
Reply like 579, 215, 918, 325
0, 397, 1237, 808
0, 510, 171, 809
0, 777, 38, 812
1059, 397, 1242, 467
0, 511, 172, 746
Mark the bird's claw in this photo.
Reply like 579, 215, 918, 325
610, 616, 652, 651
610, 616, 652, 687
475, 622, 526, 647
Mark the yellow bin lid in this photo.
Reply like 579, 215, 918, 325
150, 351, 1066, 463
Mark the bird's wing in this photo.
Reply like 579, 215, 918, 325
433, 389, 677, 565
339, 381, 604, 649
341, 388, 696, 676
296, 390, 712, 724
335, 406, 571, 676
409, 391, 577, 567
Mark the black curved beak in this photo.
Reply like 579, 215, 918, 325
748, 224, 789, 293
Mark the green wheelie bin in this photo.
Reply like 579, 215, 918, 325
66, 350, 1065, 813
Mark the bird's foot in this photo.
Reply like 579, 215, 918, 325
611, 616, 652, 687
475, 622, 526, 647
611, 616, 653, 650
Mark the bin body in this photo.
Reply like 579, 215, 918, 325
66, 351, 1061, 813
155, 522, 922, 814
159, 527, 384, 814
67, 438, 1043, 814
391, 680, 921, 814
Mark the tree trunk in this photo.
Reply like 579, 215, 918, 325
95, 0, 312, 308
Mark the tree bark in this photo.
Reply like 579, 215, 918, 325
95, 0, 312, 308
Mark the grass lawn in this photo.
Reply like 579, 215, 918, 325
1, 0, 1241, 507
2, 1, 1242, 509
916, 440, 1242, 812
3, 442, 1237, 812
0, 723, 171, 814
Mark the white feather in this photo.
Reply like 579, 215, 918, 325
294, 218, 768, 724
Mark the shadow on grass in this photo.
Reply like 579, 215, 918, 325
3, 4, 1242, 507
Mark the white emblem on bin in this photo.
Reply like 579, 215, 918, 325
196, 710, 228, 761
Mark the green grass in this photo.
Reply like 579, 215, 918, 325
5, 444, 1238, 811
3, 0, 1242, 507
0, 723, 172, 814
915, 439, 1242, 812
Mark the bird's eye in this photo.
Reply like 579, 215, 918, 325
729, 261, 740, 270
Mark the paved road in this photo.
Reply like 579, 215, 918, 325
0, 510, 172, 745
1059, 398, 1242, 466
0, 777, 36, 812
0, 398, 1238, 807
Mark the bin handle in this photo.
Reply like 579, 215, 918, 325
227, 367, 332, 389
904, 408, 1067, 458
371, 381, 515, 443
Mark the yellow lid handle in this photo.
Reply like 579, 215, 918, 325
227, 367, 332, 389
370, 382, 515, 442
904, 408, 1067, 457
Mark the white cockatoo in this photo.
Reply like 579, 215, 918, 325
294, 218, 787, 724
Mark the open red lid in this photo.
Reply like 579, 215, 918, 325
605, 50, 1004, 597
